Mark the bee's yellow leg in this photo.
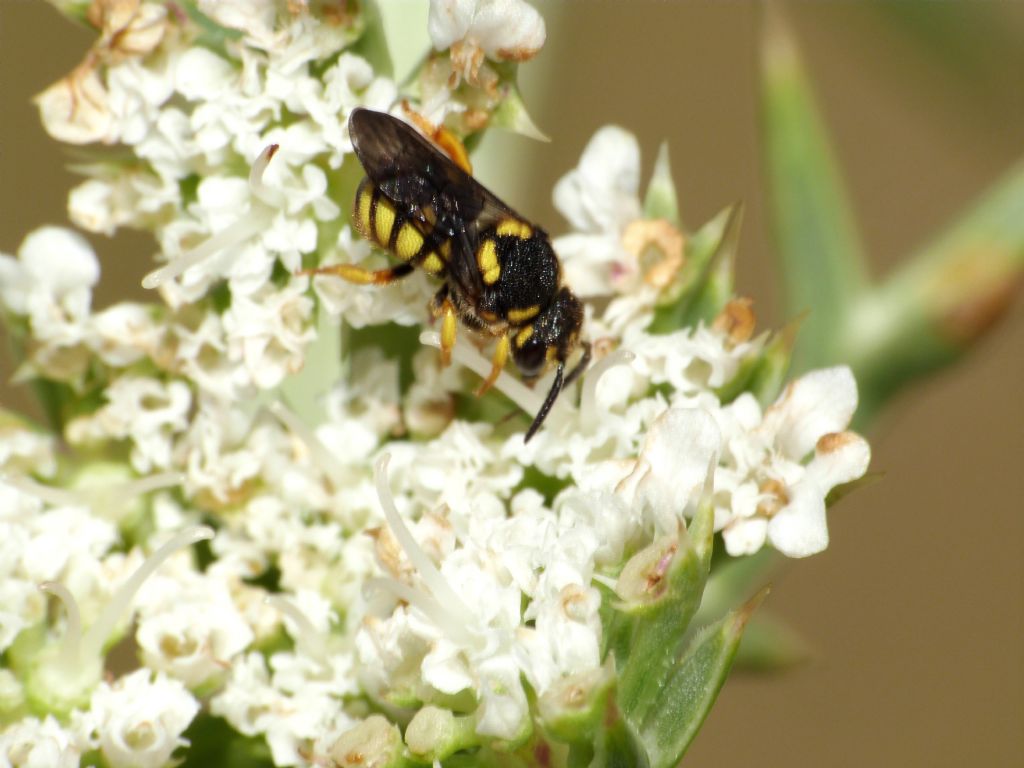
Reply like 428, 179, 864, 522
299, 262, 413, 285
403, 101, 473, 174
438, 298, 458, 367
475, 334, 510, 397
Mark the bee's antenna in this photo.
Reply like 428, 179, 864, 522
524, 363, 564, 443
563, 341, 591, 387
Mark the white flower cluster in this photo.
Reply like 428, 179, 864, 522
0, 1, 871, 766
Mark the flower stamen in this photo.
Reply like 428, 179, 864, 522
372, 455, 477, 646
265, 594, 330, 669
142, 145, 281, 289
267, 400, 346, 491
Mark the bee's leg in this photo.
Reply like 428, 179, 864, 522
474, 333, 511, 397
429, 286, 458, 367
401, 100, 473, 174
299, 262, 414, 285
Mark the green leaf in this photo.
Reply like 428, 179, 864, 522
843, 161, 1024, 423
761, 5, 868, 370
491, 80, 549, 142
737, 314, 802, 408
630, 589, 766, 767
648, 203, 742, 334
643, 143, 680, 226
615, 478, 716, 732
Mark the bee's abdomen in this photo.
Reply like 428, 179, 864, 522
354, 178, 433, 265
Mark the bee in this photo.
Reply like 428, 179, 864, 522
309, 107, 590, 441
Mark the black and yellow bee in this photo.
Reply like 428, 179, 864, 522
309, 107, 590, 441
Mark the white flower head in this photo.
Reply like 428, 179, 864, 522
618, 407, 721, 534
66, 376, 191, 473
135, 567, 254, 688
0, 715, 81, 768
715, 366, 871, 558
0, 226, 98, 322
73, 669, 199, 768
429, 0, 546, 85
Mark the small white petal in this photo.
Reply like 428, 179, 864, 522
622, 408, 721, 531
761, 366, 859, 460
722, 517, 769, 557
767, 484, 829, 558
768, 432, 870, 558
174, 47, 236, 101
807, 431, 872, 489
553, 125, 642, 234
18, 227, 100, 301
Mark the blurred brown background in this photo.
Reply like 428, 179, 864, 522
2, 1, 1022, 765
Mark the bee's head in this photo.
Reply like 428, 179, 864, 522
512, 288, 590, 441
511, 288, 584, 378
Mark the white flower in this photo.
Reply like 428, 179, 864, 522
552, 126, 643, 299
760, 368, 870, 556
35, 68, 115, 145
632, 319, 765, 395
211, 649, 358, 767
617, 408, 721, 534
135, 568, 254, 688
88, 303, 162, 367
221, 280, 315, 390
715, 366, 871, 557
177, 402, 268, 507
0, 421, 56, 478
429, 0, 545, 85
73, 669, 199, 768
0, 226, 97, 324
66, 377, 191, 474
0, 715, 81, 768
551, 126, 689, 340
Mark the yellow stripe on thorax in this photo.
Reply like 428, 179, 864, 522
477, 238, 501, 285
496, 219, 533, 239
507, 305, 540, 324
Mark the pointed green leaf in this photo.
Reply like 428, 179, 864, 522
643, 143, 680, 226
631, 589, 767, 768
744, 314, 801, 406
761, 5, 867, 370
491, 80, 549, 142
615, 478, 716, 726
648, 203, 742, 334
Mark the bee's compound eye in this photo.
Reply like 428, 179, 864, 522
513, 337, 548, 379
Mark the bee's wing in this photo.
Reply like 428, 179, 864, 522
349, 108, 515, 229
349, 108, 517, 297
